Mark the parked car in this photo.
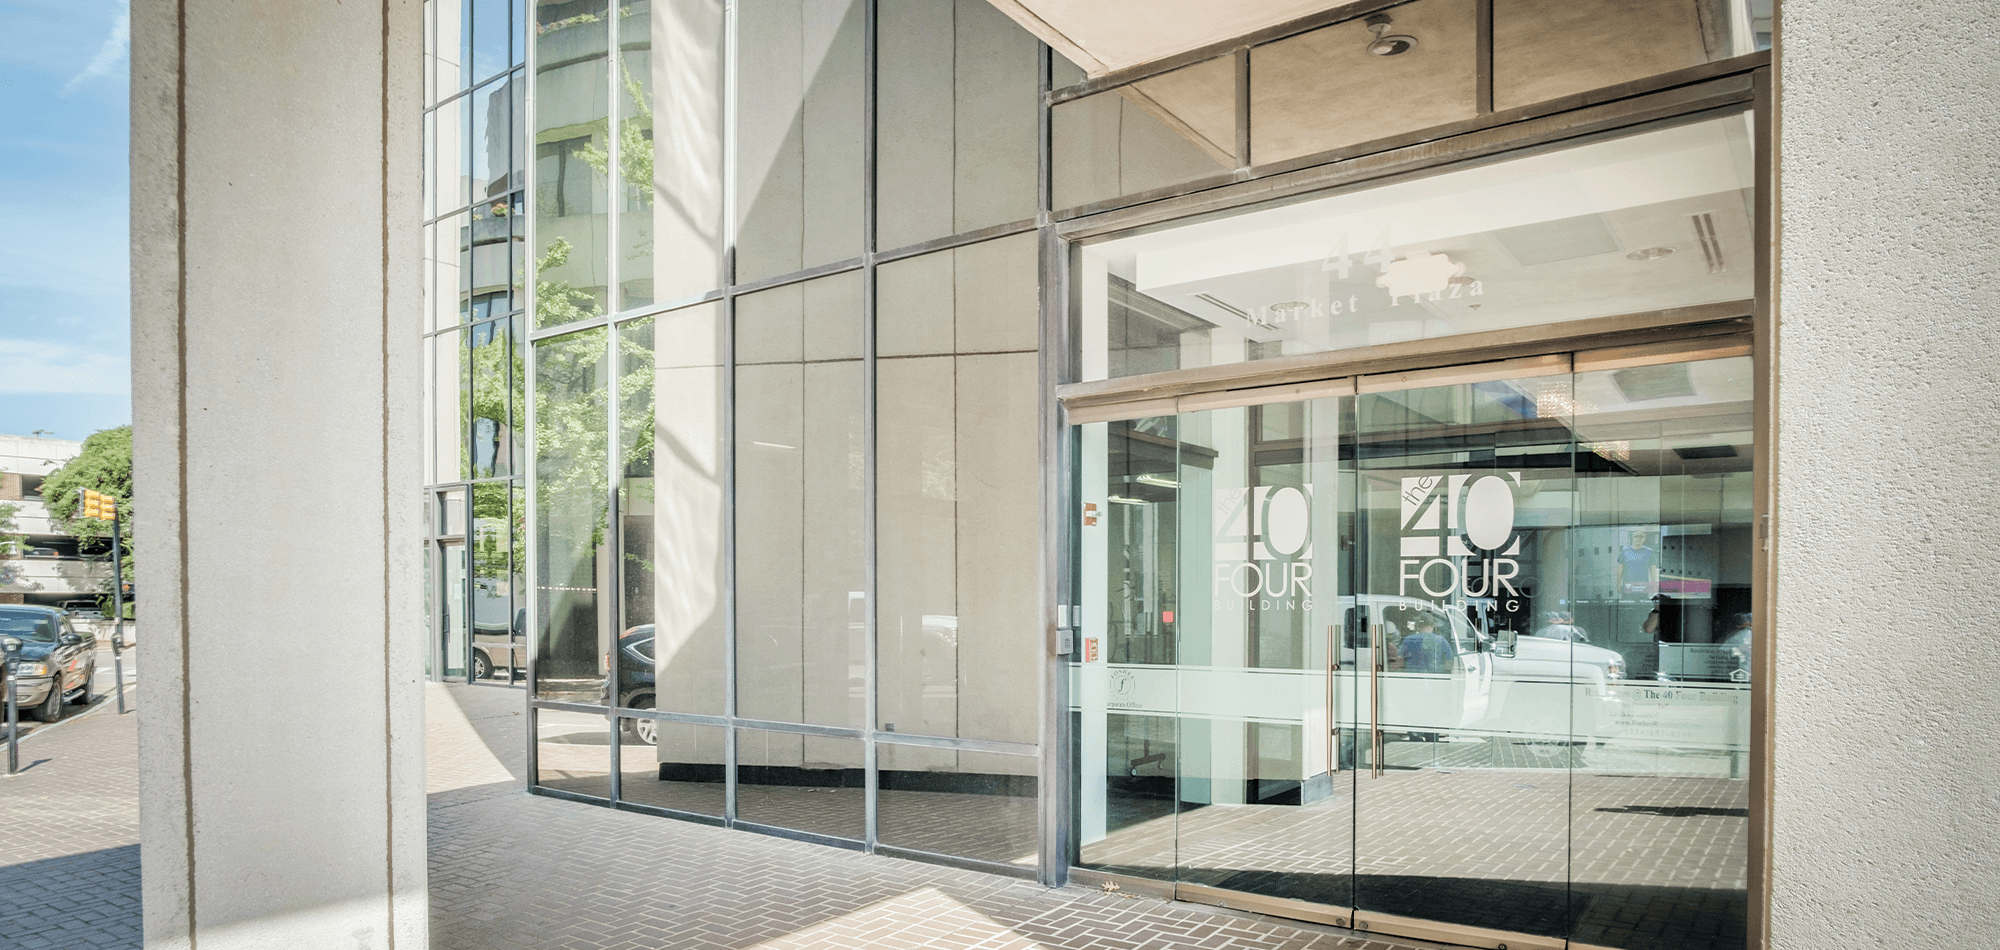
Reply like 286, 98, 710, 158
613, 625, 657, 744
59, 600, 105, 620
0, 605, 98, 722
23, 547, 60, 559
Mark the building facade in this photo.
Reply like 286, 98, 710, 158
131, 0, 1999, 948
507, 1, 1775, 948
0, 433, 111, 610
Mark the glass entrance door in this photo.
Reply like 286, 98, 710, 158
1074, 356, 1754, 949
439, 539, 469, 681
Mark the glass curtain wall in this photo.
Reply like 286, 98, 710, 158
425, 0, 530, 684
527, 0, 1046, 869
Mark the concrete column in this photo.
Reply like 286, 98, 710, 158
1774, 0, 2000, 946
131, 2, 426, 948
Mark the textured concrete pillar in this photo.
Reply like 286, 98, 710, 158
131, 2, 426, 947
1774, 0, 2000, 945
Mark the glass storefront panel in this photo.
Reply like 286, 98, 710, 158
533, 0, 610, 329
618, 719, 726, 817
471, 481, 519, 682
878, 745, 1038, 866
736, 730, 865, 841
622, 0, 725, 305
435, 327, 466, 480
469, 74, 514, 204
536, 707, 612, 799
1566, 356, 1753, 950
469, 318, 511, 479
875, 0, 1040, 250
735, 275, 866, 729
533, 327, 608, 702
624, 305, 727, 715
734, 0, 866, 284
469, 0, 510, 84
1052, 56, 1237, 211
1494, 0, 1772, 111
877, 234, 1040, 744
1078, 114, 1755, 382
1250, 0, 1478, 165
1071, 355, 1753, 947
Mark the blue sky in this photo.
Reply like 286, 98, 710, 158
0, 0, 130, 442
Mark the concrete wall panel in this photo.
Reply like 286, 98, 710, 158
1774, 1, 2000, 944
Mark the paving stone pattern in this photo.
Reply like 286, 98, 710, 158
0, 697, 142, 950
430, 683, 1441, 950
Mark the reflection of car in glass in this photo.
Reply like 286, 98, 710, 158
613, 626, 657, 745
1340, 595, 1625, 746
0, 605, 98, 722
468, 588, 525, 681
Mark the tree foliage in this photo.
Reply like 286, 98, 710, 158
41, 426, 134, 610
43, 426, 133, 542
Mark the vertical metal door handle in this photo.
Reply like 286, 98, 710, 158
1370, 622, 1383, 778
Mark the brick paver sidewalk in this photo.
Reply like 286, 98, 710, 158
3, 677, 1438, 950
428, 683, 1434, 950
0, 694, 143, 950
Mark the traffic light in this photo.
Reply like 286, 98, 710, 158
80, 489, 118, 522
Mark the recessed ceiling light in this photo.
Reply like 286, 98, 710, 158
1626, 246, 1676, 261
1269, 301, 1312, 315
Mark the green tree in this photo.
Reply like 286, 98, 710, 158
42, 426, 134, 614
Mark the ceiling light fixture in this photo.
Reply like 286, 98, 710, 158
1365, 14, 1418, 56
1269, 301, 1312, 316
1626, 246, 1676, 261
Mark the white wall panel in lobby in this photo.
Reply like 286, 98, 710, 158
130, 1, 426, 947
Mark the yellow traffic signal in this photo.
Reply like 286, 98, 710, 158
80, 489, 117, 521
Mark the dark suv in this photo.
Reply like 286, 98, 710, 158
0, 605, 98, 722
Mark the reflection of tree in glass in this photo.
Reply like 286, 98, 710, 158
617, 319, 656, 582
575, 62, 652, 208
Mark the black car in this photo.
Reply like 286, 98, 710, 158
614, 626, 656, 745
0, 605, 98, 722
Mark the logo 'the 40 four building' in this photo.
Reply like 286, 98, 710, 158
1401, 473, 1525, 604
1213, 485, 1314, 610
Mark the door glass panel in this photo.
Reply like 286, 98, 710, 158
1567, 356, 1753, 950
1071, 356, 1753, 949
440, 539, 468, 680
1350, 375, 1575, 938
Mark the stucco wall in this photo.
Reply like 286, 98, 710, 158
131, 1, 426, 947
1774, 0, 2000, 944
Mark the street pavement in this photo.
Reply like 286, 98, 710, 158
0, 670, 1436, 950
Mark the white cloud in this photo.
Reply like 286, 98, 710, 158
62, 2, 129, 95
0, 339, 129, 395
